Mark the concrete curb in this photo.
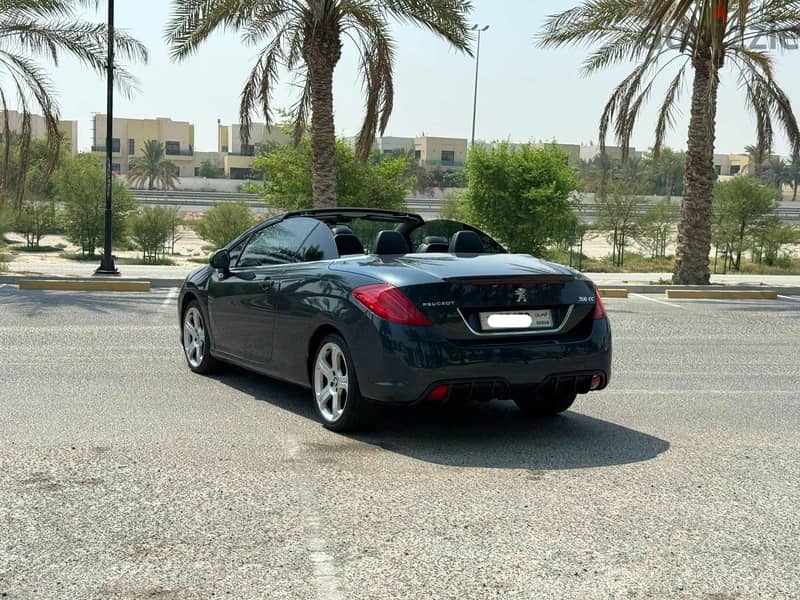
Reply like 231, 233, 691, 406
2, 274, 800, 296
598, 289, 629, 298
18, 279, 151, 292
1, 274, 182, 289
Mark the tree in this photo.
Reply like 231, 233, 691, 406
128, 141, 180, 190
194, 201, 256, 249
55, 154, 137, 256
131, 206, 175, 263
165, 1, 472, 209
595, 181, 641, 267
751, 217, 798, 266
0, 1, 147, 211
539, 1, 800, 284
635, 198, 679, 259
461, 143, 579, 256
713, 176, 777, 270
250, 139, 411, 212
763, 157, 790, 195
790, 156, 800, 202
745, 143, 769, 179
14, 198, 56, 249
198, 160, 223, 179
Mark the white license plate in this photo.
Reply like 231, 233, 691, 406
479, 309, 554, 330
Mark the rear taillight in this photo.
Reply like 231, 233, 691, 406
592, 292, 607, 320
352, 284, 432, 327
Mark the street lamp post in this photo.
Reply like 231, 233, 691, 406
96, 0, 119, 275
470, 24, 489, 147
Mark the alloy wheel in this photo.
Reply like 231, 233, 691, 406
314, 342, 349, 423
183, 307, 206, 368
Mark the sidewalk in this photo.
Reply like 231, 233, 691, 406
2, 261, 800, 293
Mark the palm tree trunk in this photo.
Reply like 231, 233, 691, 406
793, 182, 798, 201
673, 51, 718, 285
307, 28, 342, 209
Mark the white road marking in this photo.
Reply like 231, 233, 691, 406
777, 295, 800, 302
285, 434, 343, 600
630, 293, 685, 309
159, 287, 179, 312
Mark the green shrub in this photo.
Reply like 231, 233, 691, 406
461, 143, 579, 255
193, 201, 256, 249
130, 206, 175, 263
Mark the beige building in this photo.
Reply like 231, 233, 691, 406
414, 136, 468, 168
91, 115, 196, 176
714, 153, 751, 178
1, 110, 78, 156
218, 122, 292, 179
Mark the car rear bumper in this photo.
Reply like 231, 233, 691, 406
348, 316, 612, 405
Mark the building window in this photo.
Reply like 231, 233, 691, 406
111, 138, 120, 153
241, 144, 255, 156
414, 150, 421, 160
165, 141, 181, 155
730, 165, 741, 175
194, 167, 200, 177
714, 165, 722, 176
128, 139, 135, 154
441, 150, 455, 163
111, 163, 121, 174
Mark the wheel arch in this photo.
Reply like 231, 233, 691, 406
306, 324, 343, 384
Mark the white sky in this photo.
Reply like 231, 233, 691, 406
42, 0, 800, 155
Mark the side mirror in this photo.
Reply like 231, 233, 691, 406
210, 249, 231, 271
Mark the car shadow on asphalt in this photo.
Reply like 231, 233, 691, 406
215, 368, 670, 471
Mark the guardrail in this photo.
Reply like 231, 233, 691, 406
132, 190, 800, 223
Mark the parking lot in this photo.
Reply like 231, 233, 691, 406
1, 284, 799, 599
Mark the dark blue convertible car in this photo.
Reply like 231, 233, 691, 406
178, 208, 611, 431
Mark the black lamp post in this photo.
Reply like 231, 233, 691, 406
470, 24, 489, 147
95, 0, 119, 275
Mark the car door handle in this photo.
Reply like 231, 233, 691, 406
259, 278, 273, 291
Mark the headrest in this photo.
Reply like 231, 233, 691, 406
416, 235, 449, 253
373, 230, 410, 255
448, 230, 483, 254
331, 225, 353, 235
334, 233, 364, 256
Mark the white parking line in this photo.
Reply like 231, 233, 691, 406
630, 293, 685, 309
159, 287, 179, 312
778, 295, 800, 302
285, 434, 343, 600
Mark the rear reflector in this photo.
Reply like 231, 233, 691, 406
592, 292, 607, 320
352, 283, 432, 327
591, 374, 602, 390
426, 385, 449, 402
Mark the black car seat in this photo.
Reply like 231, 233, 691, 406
416, 236, 449, 253
333, 226, 365, 256
449, 230, 484, 254
373, 230, 410, 255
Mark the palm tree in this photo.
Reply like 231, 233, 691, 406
0, 0, 147, 211
128, 140, 180, 190
539, 1, 800, 284
165, 0, 473, 208
789, 155, 800, 201
745, 143, 769, 179
764, 156, 790, 194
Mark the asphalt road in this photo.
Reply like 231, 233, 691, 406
1, 285, 799, 599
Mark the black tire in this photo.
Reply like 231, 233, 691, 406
181, 300, 221, 375
514, 392, 577, 417
311, 333, 373, 432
